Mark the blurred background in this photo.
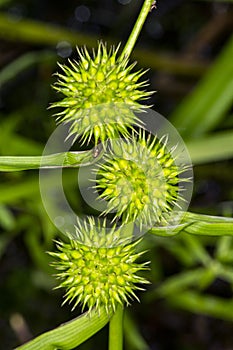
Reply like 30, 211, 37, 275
0, 0, 233, 349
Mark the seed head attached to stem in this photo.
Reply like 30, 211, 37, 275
51, 43, 152, 146
95, 130, 189, 230
50, 218, 149, 314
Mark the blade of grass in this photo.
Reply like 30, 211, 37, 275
0, 169, 88, 204
0, 51, 55, 87
217, 265, 233, 285
186, 130, 233, 164
124, 311, 149, 350
0, 13, 98, 48
1, 135, 43, 155
146, 268, 212, 301
181, 234, 212, 266
161, 239, 200, 266
168, 291, 233, 321
0, 204, 15, 230
15, 307, 112, 350
170, 34, 233, 139
0, 115, 43, 155
216, 237, 233, 263
24, 230, 53, 274
0, 14, 207, 76
0, 177, 40, 204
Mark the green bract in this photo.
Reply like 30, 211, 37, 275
50, 218, 149, 313
51, 43, 152, 145
95, 131, 188, 229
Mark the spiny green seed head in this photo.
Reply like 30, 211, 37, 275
50, 218, 149, 313
72, 216, 133, 248
95, 131, 188, 229
51, 43, 152, 145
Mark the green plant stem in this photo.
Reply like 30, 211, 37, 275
120, 0, 155, 60
1, 128, 232, 172
0, 149, 103, 171
149, 212, 233, 237
109, 306, 124, 350
109, 0, 154, 330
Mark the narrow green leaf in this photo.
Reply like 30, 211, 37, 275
0, 178, 40, 204
0, 115, 43, 155
217, 265, 233, 285
0, 51, 55, 86
0, 233, 13, 258
181, 234, 212, 266
168, 291, 233, 321
216, 236, 233, 263
163, 240, 198, 266
0, 14, 206, 76
1, 135, 43, 156
170, 34, 233, 139
0, 13, 98, 48
15, 307, 111, 350
187, 130, 233, 164
0, 170, 83, 205
146, 268, 214, 301
24, 231, 53, 274
0, 204, 15, 230
124, 311, 149, 350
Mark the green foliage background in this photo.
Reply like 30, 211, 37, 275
0, 0, 233, 349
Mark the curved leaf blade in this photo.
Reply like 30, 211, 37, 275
15, 307, 111, 350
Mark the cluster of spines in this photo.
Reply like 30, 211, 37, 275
50, 218, 149, 313
51, 43, 152, 145
95, 130, 187, 229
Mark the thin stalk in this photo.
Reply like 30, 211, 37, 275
120, 0, 155, 60
109, 306, 124, 350
0, 149, 103, 172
